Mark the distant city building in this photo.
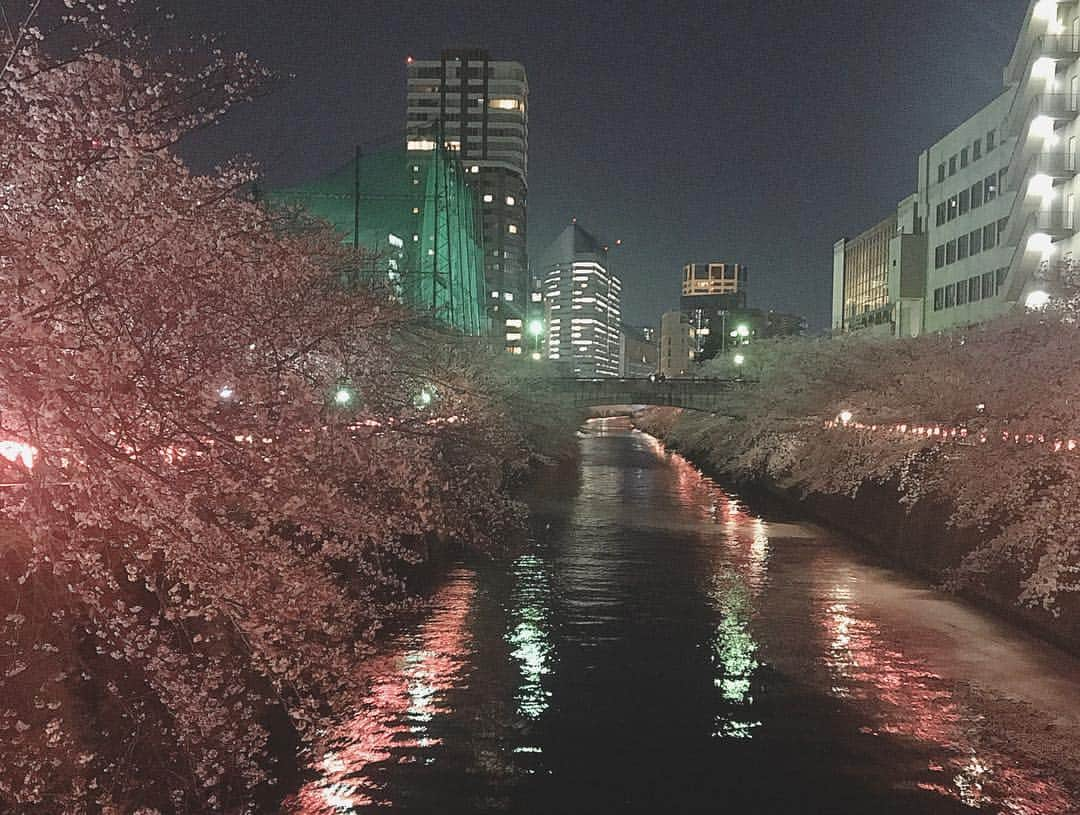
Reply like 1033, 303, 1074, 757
540, 223, 622, 377
679, 261, 751, 359
619, 325, 658, 377
681, 262, 748, 305
406, 49, 529, 351
763, 310, 808, 338
831, 195, 929, 339
680, 262, 748, 317
833, 1, 1080, 336
659, 310, 695, 378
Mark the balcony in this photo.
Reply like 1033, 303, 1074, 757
1004, 92, 1080, 140
1005, 150, 1080, 192
1033, 206, 1078, 237
999, 205, 1078, 303
1002, 162, 1077, 246
1007, 34, 1080, 86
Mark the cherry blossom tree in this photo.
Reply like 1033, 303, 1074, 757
642, 309, 1080, 617
1, 3, 562, 811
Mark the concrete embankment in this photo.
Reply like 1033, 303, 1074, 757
633, 410, 1080, 657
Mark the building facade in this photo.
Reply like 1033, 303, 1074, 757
832, 195, 927, 338
620, 325, 658, 377
763, 310, 808, 338
540, 223, 622, 377
680, 261, 750, 359
659, 310, 695, 378
832, 214, 896, 334
835, 1, 1080, 336
681, 262, 748, 306
406, 49, 529, 351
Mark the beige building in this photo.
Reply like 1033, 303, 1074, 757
832, 194, 927, 337
681, 262, 747, 302
659, 310, 695, 378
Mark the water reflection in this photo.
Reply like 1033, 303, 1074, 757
284, 424, 1079, 814
821, 582, 1074, 813
709, 572, 762, 740
506, 553, 555, 721
287, 570, 477, 813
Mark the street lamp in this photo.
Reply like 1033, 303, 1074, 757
334, 387, 353, 406
733, 353, 746, 367
218, 386, 235, 400
1025, 290, 1051, 310
528, 319, 544, 337
414, 387, 436, 409
736, 324, 750, 339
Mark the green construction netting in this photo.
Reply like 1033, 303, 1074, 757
266, 146, 486, 336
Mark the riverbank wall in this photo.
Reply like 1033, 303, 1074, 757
633, 408, 1080, 657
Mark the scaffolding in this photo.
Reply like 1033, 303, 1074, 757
266, 145, 486, 336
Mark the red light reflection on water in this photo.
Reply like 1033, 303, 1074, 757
822, 586, 1073, 813
285, 570, 477, 813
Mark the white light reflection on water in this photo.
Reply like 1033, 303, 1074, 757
506, 553, 555, 722
285, 570, 477, 814
635, 428, 771, 741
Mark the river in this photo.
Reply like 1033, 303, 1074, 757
286, 418, 1080, 813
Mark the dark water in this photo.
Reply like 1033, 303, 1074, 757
288, 419, 1080, 814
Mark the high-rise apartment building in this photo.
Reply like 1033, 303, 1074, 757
406, 50, 529, 351
540, 223, 622, 377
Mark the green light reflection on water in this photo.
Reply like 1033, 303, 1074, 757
710, 573, 762, 739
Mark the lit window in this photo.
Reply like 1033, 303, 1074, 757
504, 292, 514, 302
412, 207, 420, 214
407, 139, 436, 151
506, 332, 522, 341
471, 165, 480, 173
506, 319, 523, 327
490, 98, 520, 110
506, 195, 516, 206
491, 291, 500, 299
531, 292, 542, 302
508, 224, 519, 234
483, 194, 494, 203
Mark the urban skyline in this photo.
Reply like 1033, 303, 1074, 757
173, 0, 1028, 332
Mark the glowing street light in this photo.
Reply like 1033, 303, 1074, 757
733, 353, 746, 366
531, 351, 542, 361
334, 387, 354, 406
736, 324, 750, 338
527, 319, 545, 337
415, 388, 435, 409
218, 386, 235, 400
1025, 289, 1052, 310
839, 410, 854, 426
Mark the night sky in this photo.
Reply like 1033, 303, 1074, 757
172, 0, 1028, 331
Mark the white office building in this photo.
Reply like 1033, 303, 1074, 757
835, 0, 1080, 335
540, 223, 623, 378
